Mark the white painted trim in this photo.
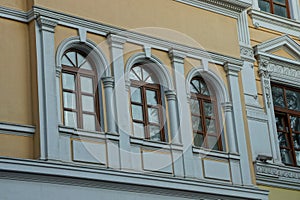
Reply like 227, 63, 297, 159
192, 147, 240, 160
185, 67, 229, 102
125, 52, 174, 91
255, 162, 300, 190
0, 122, 35, 136
0, 157, 269, 199
56, 36, 110, 78
0, 6, 29, 22
130, 137, 183, 150
249, 9, 300, 37
59, 126, 119, 141
175, 0, 251, 18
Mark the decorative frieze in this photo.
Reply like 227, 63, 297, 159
240, 46, 254, 61
255, 162, 300, 189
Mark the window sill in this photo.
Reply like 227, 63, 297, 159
58, 125, 119, 141
255, 161, 300, 190
192, 146, 240, 160
248, 9, 300, 37
130, 136, 183, 150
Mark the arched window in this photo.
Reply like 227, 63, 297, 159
61, 50, 100, 131
129, 63, 165, 142
189, 77, 222, 150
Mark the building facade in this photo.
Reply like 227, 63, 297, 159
0, 0, 299, 199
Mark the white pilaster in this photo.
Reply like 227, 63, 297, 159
107, 34, 132, 170
36, 16, 60, 161
169, 49, 195, 177
102, 77, 117, 133
257, 56, 281, 164
224, 62, 253, 186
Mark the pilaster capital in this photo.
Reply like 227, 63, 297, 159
37, 15, 58, 33
168, 49, 187, 64
222, 102, 233, 112
240, 45, 255, 62
165, 90, 177, 101
102, 76, 114, 88
224, 62, 242, 76
107, 34, 127, 49
257, 55, 271, 78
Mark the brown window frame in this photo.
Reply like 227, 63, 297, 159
129, 65, 166, 142
190, 77, 223, 151
61, 50, 100, 131
258, 0, 291, 18
272, 83, 300, 167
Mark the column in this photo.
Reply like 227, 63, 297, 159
165, 90, 180, 144
169, 49, 195, 178
102, 76, 117, 133
36, 16, 60, 161
225, 62, 253, 186
107, 34, 132, 170
222, 102, 238, 154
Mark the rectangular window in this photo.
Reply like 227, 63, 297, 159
272, 84, 300, 167
258, 0, 290, 18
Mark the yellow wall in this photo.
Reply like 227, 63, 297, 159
259, 186, 300, 200
0, 133, 33, 159
0, 18, 33, 125
35, 0, 240, 58
0, 0, 31, 11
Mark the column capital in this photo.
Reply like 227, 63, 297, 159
102, 76, 114, 88
107, 34, 127, 49
257, 55, 271, 78
168, 49, 187, 64
224, 62, 242, 76
222, 102, 233, 112
165, 90, 177, 101
37, 15, 58, 33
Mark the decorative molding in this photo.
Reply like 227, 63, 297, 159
0, 157, 269, 199
102, 76, 114, 88
175, 0, 251, 18
107, 34, 127, 50
168, 49, 187, 64
0, 6, 31, 22
165, 90, 177, 101
255, 162, 300, 190
249, 9, 300, 37
224, 62, 242, 77
78, 27, 87, 43
0, 122, 35, 137
36, 15, 58, 32
240, 45, 255, 62
59, 126, 119, 141
255, 35, 300, 61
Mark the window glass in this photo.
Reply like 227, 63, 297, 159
61, 50, 99, 131
129, 64, 164, 142
190, 77, 222, 151
62, 73, 75, 91
63, 92, 76, 109
272, 84, 300, 166
258, 0, 290, 18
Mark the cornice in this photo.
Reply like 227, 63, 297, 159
0, 122, 35, 137
175, 0, 251, 18
248, 9, 300, 37
0, 157, 269, 199
255, 162, 300, 190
